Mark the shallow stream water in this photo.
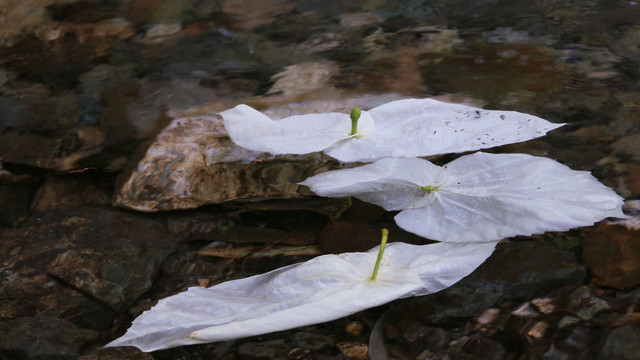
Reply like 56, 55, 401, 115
1, 1, 640, 359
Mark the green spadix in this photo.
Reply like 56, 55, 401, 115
350, 107, 361, 136
370, 228, 389, 281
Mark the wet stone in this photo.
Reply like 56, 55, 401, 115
112, 114, 341, 211
389, 240, 585, 325
0, 317, 98, 360
237, 339, 289, 360
31, 175, 112, 212
291, 330, 333, 351
598, 325, 640, 360
582, 223, 640, 289
566, 287, 610, 321
0, 169, 38, 225
0, 207, 176, 331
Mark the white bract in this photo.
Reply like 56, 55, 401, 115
300, 152, 627, 242
220, 98, 564, 162
104, 241, 497, 352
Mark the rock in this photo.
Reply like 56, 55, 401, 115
221, 0, 297, 31
389, 240, 585, 325
625, 163, 640, 197
0, 0, 59, 46
112, 113, 341, 211
611, 133, 640, 161
267, 62, 339, 97
0, 166, 39, 226
0, 126, 107, 171
336, 342, 369, 359
372, 240, 585, 359
0, 317, 98, 359
610, 26, 640, 62
339, 12, 382, 28
582, 223, 640, 289
598, 325, 640, 360
291, 330, 334, 351
31, 176, 112, 212
237, 339, 289, 360
566, 287, 610, 320
40, 18, 135, 64
0, 207, 176, 331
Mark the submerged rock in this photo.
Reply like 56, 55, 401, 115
112, 113, 341, 212
582, 222, 640, 289
0, 207, 176, 331
0, 317, 98, 359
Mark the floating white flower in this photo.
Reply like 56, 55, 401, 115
300, 152, 626, 242
220, 98, 564, 162
104, 238, 497, 352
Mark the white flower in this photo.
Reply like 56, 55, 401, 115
220, 98, 564, 162
104, 241, 497, 352
300, 152, 627, 242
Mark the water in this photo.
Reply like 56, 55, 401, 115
1, 1, 639, 359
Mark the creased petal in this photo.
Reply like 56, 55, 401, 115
220, 104, 352, 155
221, 99, 563, 162
302, 153, 626, 242
104, 241, 497, 352
300, 157, 442, 210
395, 152, 626, 242
361, 98, 565, 158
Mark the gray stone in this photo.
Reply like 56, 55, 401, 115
0, 207, 176, 330
237, 339, 290, 360
0, 317, 98, 360
598, 325, 640, 360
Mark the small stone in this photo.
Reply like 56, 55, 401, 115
345, 321, 365, 336
237, 339, 289, 359
339, 12, 382, 28
146, 23, 182, 38
598, 325, 640, 360
527, 321, 549, 339
476, 308, 501, 325
566, 287, 610, 320
336, 342, 368, 359
267, 62, 338, 97
287, 347, 310, 360
291, 331, 333, 351
512, 302, 540, 317
557, 315, 581, 329
532, 298, 555, 315
542, 344, 569, 360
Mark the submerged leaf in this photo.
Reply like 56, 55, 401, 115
300, 152, 627, 242
104, 241, 497, 351
220, 98, 564, 162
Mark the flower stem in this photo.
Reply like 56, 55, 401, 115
370, 228, 389, 281
350, 108, 361, 135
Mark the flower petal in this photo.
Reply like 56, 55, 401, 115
325, 98, 564, 162
393, 152, 627, 242
300, 157, 443, 210
104, 241, 496, 352
220, 104, 355, 155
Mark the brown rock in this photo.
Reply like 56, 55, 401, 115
31, 176, 112, 212
626, 163, 640, 197
221, 0, 297, 31
582, 223, 640, 289
113, 115, 340, 211
0, 207, 176, 330
337, 341, 369, 359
